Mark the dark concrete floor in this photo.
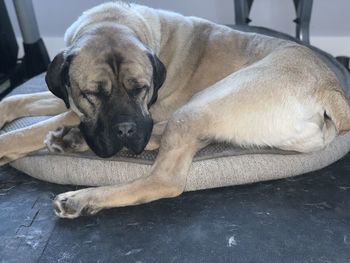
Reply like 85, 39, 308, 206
0, 155, 350, 263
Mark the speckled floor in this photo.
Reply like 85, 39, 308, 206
0, 154, 350, 262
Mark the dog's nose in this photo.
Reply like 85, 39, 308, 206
115, 122, 136, 138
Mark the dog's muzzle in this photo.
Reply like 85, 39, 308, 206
80, 115, 153, 158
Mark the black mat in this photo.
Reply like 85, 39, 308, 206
1, 153, 350, 262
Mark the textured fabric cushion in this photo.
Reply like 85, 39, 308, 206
3, 74, 350, 190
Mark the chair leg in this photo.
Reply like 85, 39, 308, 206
293, 0, 313, 43
234, 0, 254, 25
336, 56, 350, 72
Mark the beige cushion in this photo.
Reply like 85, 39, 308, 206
10, 132, 350, 190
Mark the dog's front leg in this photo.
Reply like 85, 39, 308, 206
0, 91, 67, 129
53, 110, 208, 218
144, 121, 167, 150
0, 111, 80, 165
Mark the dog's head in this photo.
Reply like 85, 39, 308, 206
45, 24, 166, 158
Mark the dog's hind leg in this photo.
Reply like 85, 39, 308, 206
0, 111, 80, 165
0, 91, 67, 129
315, 84, 350, 135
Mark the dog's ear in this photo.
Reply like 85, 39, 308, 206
45, 51, 72, 108
147, 53, 166, 106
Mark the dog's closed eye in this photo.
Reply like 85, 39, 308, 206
84, 81, 111, 98
129, 85, 149, 97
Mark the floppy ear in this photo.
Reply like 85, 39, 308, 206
147, 53, 167, 106
45, 52, 71, 108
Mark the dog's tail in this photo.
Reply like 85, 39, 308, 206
317, 84, 350, 135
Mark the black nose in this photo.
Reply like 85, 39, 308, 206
115, 122, 136, 138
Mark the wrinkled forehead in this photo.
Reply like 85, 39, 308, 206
68, 40, 153, 88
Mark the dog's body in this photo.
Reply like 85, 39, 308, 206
1, 2, 350, 218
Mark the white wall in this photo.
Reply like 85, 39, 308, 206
4, 0, 350, 58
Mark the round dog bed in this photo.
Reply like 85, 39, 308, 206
2, 74, 350, 191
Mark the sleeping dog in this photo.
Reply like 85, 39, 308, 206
0, 2, 350, 218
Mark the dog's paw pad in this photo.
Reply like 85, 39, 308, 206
53, 192, 101, 219
53, 194, 81, 219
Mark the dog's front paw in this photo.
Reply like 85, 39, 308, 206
44, 126, 87, 153
44, 127, 67, 153
53, 190, 101, 219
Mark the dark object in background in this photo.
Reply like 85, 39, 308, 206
234, 0, 314, 43
0, 0, 20, 96
336, 56, 350, 72
0, 0, 50, 99
233, 0, 350, 75
0, 0, 17, 73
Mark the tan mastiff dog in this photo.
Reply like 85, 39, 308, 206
0, 2, 350, 218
